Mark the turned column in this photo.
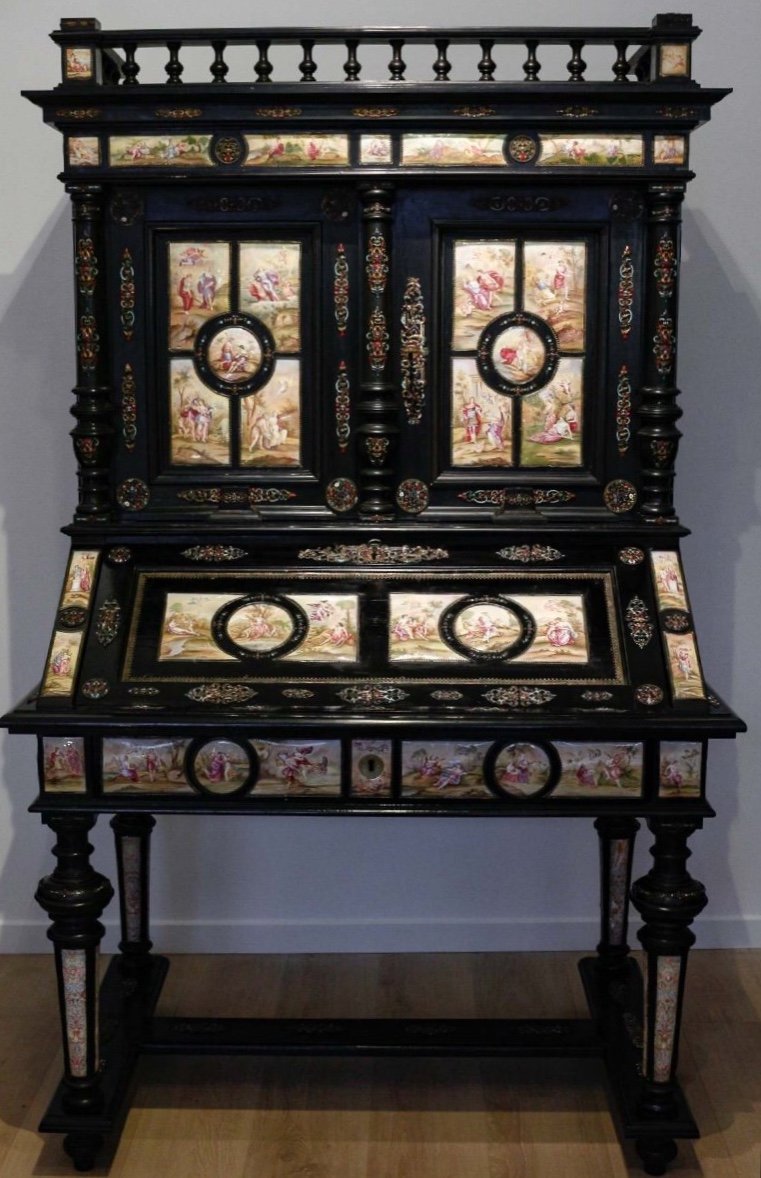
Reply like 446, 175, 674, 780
595, 816, 640, 973
68, 183, 115, 521
35, 815, 114, 1114
630, 816, 706, 1131
637, 183, 685, 523
357, 185, 398, 517
111, 814, 155, 972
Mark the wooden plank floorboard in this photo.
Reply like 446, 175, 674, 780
0, 951, 759, 1176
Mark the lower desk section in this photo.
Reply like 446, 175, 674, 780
40, 733, 705, 805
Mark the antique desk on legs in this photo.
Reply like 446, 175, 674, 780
4, 15, 744, 1174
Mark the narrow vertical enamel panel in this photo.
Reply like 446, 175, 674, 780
451, 240, 516, 350
60, 948, 89, 1076
659, 742, 703, 798
42, 631, 84, 696
168, 241, 230, 350
650, 552, 689, 611
169, 359, 231, 466
451, 358, 513, 467
351, 740, 393, 796
239, 242, 301, 352
240, 359, 301, 467
42, 737, 86, 792
522, 241, 586, 351
120, 836, 143, 941
664, 632, 706, 700
61, 550, 99, 609
520, 357, 584, 467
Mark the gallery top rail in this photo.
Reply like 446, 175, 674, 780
53, 14, 700, 88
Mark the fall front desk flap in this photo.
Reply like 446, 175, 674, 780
32, 538, 714, 719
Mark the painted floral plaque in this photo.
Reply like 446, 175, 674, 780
491, 324, 547, 385
68, 137, 100, 167
664, 633, 705, 699
401, 742, 491, 797
169, 242, 230, 349
241, 359, 301, 468
239, 242, 301, 352
252, 740, 342, 795
520, 358, 584, 467
169, 360, 230, 465
42, 737, 86, 792
403, 135, 505, 167
493, 742, 552, 797
452, 240, 516, 349
244, 134, 349, 167
61, 550, 99, 609
554, 743, 643, 797
103, 738, 193, 793
360, 135, 393, 164
659, 742, 703, 798
539, 135, 643, 167
110, 135, 213, 167
651, 552, 689, 611
42, 631, 84, 696
351, 740, 393, 796
523, 242, 586, 351
654, 136, 686, 165
191, 739, 253, 794
451, 358, 513, 468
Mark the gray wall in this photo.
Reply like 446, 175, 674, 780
0, 0, 757, 952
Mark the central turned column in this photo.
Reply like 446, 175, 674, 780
357, 185, 398, 518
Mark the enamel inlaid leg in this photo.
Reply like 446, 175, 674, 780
595, 816, 640, 972
35, 815, 113, 1115
111, 813, 155, 970
630, 817, 705, 1123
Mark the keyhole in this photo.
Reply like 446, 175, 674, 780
358, 754, 385, 780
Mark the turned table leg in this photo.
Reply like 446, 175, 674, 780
35, 815, 114, 1169
630, 817, 706, 1175
111, 813, 155, 973
595, 816, 640, 974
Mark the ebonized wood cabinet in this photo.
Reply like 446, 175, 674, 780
3, 15, 744, 1173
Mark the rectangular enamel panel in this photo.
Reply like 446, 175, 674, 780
42, 737, 86, 792
251, 740, 342, 795
244, 135, 349, 166
401, 742, 492, 797
110, 135, 213, 166
659, 742, 703, 798
553, 743, 644, 797
103, 738, 194, 793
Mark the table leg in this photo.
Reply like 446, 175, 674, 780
111, 813, 155, 972
630, 816, 706, 1174
35, 815, 114, 1169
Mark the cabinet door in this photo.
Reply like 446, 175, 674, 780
392, 183, 642, 516
109, 181, 361, 517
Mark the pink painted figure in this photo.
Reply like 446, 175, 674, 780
546, 616, 577, 650
50, 648, 72, 676
461, 397, 483, 444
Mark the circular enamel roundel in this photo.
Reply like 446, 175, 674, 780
485, 739, 559, 800
194, 311, 275, 396
476, 310, 559, 395
186, 737, 258, 797
211, 594, 309, 661
438, 595, 536, 662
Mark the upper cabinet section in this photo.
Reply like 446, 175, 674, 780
25, 16, 729, 529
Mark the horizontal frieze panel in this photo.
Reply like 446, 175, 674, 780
38, 731, 706, 807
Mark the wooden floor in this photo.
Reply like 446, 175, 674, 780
0, 950, 760, 1177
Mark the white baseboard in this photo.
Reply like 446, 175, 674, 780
3, 915, 761, 954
